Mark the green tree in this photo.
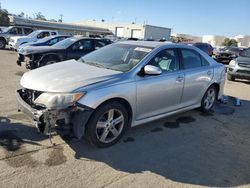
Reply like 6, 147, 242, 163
34, 12, 46, 21
18, 12, 25, 17
222, 38, 238, 47
0, 9, 10, 26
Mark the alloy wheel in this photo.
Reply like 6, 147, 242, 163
95, 109, 124, 144
204, 88, 216, 110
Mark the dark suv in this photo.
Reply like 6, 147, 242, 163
17, 37, 112, 69
193, 43, 213, 56
0, 26, 34, 49
214, 46, 245, 64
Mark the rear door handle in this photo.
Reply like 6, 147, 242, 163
176, 75, 184, 82
207, 70, 212, 76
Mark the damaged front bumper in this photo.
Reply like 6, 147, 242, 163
16, 89, 93, 139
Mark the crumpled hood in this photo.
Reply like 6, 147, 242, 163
18, 45, 61, 55
237, 56, 250, 64
20, 59, 121, 92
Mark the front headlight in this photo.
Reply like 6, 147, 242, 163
229, 60, 236, 67
34, 92, 85, 109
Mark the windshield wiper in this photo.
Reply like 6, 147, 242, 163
83, 61, 105, 68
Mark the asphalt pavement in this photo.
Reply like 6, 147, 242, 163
0, 49, 250, 188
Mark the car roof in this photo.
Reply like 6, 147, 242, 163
117, 40, 197, 50
71, 36, 110, 41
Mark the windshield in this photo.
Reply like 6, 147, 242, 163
240, 48, 250, 58
80, 43, 153, 72
27, 31, 40, 38
53, 37, 76, 49
35, 36, 52, 43
224, 47, 241, 53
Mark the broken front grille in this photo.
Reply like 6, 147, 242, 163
20, 89, 43, 107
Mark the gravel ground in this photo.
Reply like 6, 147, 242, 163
0, 49, 250, 188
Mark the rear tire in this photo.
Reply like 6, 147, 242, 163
227, 74, 235, 81
0, 39, 6, 49
200, 85, 217, 113
85, 101, 129, 148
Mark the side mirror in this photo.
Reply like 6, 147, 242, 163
144, 65, 162, 75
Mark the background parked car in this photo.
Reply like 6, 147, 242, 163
227, 48, 250, 81
193, 42, 214, 56
214, 46, 245, 64
17, 35, 71, 52
0, 26, 34, 49
17, 37, 112, 69
9, 30, 58, 50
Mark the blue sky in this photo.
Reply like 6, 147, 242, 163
1, 0, 249, 37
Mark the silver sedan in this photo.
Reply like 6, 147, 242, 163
16, 41, 225, 147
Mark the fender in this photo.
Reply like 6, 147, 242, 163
38, 53, 62, 66
0, 37, 7, 43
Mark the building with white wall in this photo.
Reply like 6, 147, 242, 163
75, 20, 172, 40
233, 35, 250, 47
171, 33, 202, 43
9, 16, 112, 36
202, 35, 226, 46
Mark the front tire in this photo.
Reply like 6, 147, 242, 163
0, 39, 6, 49
200, 85, 217, 113
40, 56, 59, 67
227, 74, 235, 81
85, 101, 129, 148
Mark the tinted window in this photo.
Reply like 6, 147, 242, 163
24, 28, 33, 35
10, 27, 22, 34
47, 38, 59, 45
71, 39, 92, 50
51, 32, 57, 36
201, 57, 210, 66
148, 49, 179, 73
181, 49, 202, 69
37, 32, 50, 39
240, 48, 250, 58
95, 40, 108, 49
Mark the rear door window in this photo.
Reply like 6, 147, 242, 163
9, 27, 22, 34
37, 32, 50, 39
181, 49, 202, 69
71, 39, 93, 50
24, 28, 33, 35
95, 40, 108, 49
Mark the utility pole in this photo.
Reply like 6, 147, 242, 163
59, 14, 63, 22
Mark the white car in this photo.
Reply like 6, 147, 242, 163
9, 30, 58, 50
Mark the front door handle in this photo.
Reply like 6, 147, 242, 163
176, 75, 184, 82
